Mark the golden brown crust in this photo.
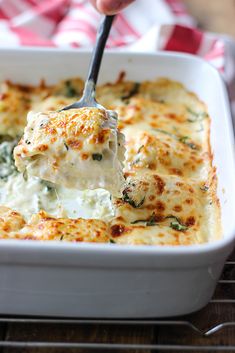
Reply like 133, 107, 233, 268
0, 81, 52, 137
17, 211, 110, 242
0, 206, 25, 236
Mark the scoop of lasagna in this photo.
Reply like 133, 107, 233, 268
14, 107, 125, 196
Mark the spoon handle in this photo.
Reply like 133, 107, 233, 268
61, 15, 115, 111
87, 15, 115, 85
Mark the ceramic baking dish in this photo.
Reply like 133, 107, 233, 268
0, 48, 234, 318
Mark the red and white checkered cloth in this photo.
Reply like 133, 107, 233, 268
0, 0, 225, 67
0, 0, 234, 117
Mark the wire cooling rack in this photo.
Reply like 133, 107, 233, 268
0, 250, 234, 352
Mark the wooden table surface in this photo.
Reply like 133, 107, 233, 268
1, 1, 235, 352
183, 0, 235, 37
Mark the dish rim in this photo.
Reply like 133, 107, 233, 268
0, 47, 234, 256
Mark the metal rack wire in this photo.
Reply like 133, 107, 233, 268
0, 257, 234, 352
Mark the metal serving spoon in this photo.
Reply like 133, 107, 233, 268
61, 15, 115, 112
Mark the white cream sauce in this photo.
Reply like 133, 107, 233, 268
0, 173, 114, 221
0, 141, 114, 221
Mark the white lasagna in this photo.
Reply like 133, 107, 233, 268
0, 77, 221, 245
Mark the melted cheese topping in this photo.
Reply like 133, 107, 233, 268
14, 107, 125, 196
0, 209, 109, 242
0, 77, 221, 245
0, 81, 52, 137
0, 206, 25, 236
124, 130, 206, 178
111, 173, 218, 244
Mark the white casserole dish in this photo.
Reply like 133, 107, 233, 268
0, 48, 234, 318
